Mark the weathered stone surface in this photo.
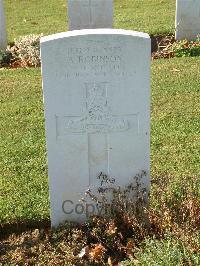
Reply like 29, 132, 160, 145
41, 29, 151, 227
176, 0, 200, 40
68, 0, 113, 30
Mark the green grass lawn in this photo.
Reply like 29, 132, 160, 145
0, 57, 199, 224
5, 0, 175, 42
0, 68, 49, 223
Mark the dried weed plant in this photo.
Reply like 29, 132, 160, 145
1, 172, 200, 265
7, 34, 42, 67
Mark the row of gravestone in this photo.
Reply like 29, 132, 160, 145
0, 0, 200, 50
69, 0, 200, 41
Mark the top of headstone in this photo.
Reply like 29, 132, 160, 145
68, 0, 113, 30
41, 29, 150, 43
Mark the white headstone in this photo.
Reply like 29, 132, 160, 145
41, 29, 151, 227
68, 0, 113, 30
176, 0, 200, 40
0, 0, 7, 50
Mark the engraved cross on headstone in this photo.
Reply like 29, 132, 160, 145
68, 0, 113, 30
56, 82, 139, 186
82, 0, 98, 27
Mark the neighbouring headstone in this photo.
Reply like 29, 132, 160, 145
0, 0, 7, 50
176, 0, 200, 41
68, 0, 113, 30
41, 29, 151, 227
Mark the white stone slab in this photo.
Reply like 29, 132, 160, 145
176, 0, 200, 40
68, 0, 113, 30
41, 29, 151, 227
0, 0, 7, 50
